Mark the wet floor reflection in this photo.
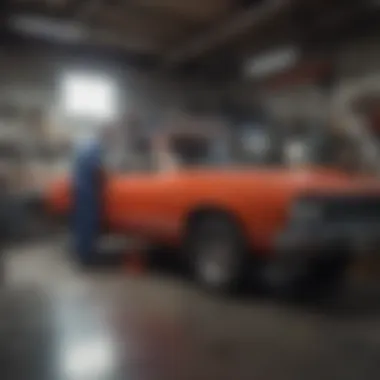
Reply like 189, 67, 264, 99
45, 278, 194, 380
1, 241, 380, 380
54, 294, 120, 380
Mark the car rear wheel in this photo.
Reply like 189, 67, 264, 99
184, 212, 249, 293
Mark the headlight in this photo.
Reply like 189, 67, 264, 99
291, 200, 322, 222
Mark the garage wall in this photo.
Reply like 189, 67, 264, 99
336, 34, 380, 81
0, 48, 222, 143
222, 33, 380, 167
0, 47, 225, 189
1, 33, 379, 175
266, 34, 380, 118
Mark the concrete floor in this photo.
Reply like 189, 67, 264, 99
1, 240, 380, 380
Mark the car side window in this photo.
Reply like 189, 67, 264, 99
104, 140, 156, 174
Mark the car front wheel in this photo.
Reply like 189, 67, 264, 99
185, 212, 249, 294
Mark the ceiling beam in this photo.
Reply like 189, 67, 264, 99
6, 13, 162, 54
1, 26, 158, 68
164, 0, 293, 66
71, 0, 104, 21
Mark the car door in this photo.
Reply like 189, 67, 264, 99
103, 149, 180, 241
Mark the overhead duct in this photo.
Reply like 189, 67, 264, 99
334, 75, 380, 175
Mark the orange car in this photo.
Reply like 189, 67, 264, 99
47, 128, 380, 294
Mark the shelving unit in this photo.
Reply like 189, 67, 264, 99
0, 103, 73, 193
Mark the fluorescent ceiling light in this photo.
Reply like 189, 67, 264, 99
245, 46, 300, 78
61, 73, 118, 121
9, 14, 87, 42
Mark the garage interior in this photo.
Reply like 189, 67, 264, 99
1, 0, 380, 379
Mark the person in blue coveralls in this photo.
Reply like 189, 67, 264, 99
72, 126, 115, 266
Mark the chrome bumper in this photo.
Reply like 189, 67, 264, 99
275, 223, 380, 260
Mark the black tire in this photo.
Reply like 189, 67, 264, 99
146, 245, 181, 273
184, 211, 250, 294
263, 252, 349, 300
301, 254, 349, 299
72, 249, 97, 269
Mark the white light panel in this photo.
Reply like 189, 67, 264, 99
61, 73, 118, 121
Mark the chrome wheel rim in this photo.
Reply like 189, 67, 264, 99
197, 239, 235, 287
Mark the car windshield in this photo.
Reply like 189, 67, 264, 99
168, 135, 232, 168
166, 128, 361, 172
